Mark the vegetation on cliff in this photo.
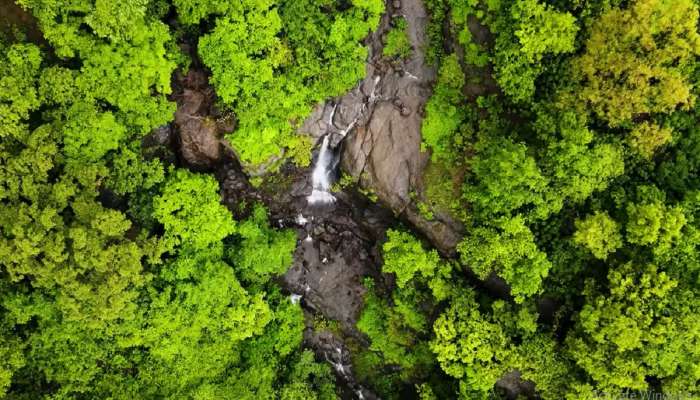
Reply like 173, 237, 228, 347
1, 0, 699, 399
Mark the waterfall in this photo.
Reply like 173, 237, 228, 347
307, 135, 336, 205
305, 75, 383, 208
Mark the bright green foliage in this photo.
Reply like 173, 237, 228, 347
172, 0, 231, 24
0, 43, 41, 140
357, 283, 435, 384
493, 0, 578, 102
566, 263, 700, 392
0, 3, 336, 398
105, 144, 165, 196
575, 0, 700, 126
140, 251, 271, 397
628, 122, 673, 159
458, 216, 551, 302
19, 0, 165, 57
511, 0, 578, 62
85, 0, 149, 41
515, 334, 573, 400
430, 290, 513, 397
536, 108, 625, 211
196, 0, 383, 166
464, 136, 549, 219
625, 201, 686, 251
62, 102, 127, 163
220, 291, 337, 400
228, 204, 297, 285
6, 0, 700, 397
382, 229, 440, 289
0, 114, 152, 398
77, 24, 177, 132
153, 169, 236, 251
19, 0, 177, 133
421, 54, 467, 161
573, 212, 622, 260
383, 17, 411, 59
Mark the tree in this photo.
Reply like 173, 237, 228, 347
573, 212, 622, 260
228, 204, 297, 285
566, 263, 700, 393
421, 54, 468, 162
535, 108, 625, 212
464, 136, 549, 219
196, 0, 384, 167
430, 290, 514, 398
628, 122, 673, 159
625, 201, 686, 251
357, 281, 436, 385
574, 0, 700, 127
382, 229, 441, 290
139, 251, 272, 397
153, 169, 236, 251
0, 43, 41, 140
383, 17, 412, 59
458, 216, 551, 302
493, 0, 578, 102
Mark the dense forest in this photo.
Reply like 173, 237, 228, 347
0, 0, 699, 399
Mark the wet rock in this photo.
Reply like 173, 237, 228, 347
304, 328, 379, 400
282, 191, 392, 330
496, 370, 536, 399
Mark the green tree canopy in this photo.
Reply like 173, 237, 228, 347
574, 0, 700, 127
573, 212, 622, 260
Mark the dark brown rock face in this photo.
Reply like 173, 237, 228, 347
172, 69, 234, 169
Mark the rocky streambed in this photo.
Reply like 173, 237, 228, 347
159, 0, 468, 397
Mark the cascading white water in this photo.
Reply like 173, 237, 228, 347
307, 135, 336, 205
305, 76, 383, 208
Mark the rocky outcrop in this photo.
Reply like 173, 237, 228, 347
300, 0, 463, 256
304, 327, 379, 400
217, 154, 393, 398
172, 69, 234, 169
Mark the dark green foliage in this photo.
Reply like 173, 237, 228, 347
409, 0, 700, 397
356, 230, 454, 397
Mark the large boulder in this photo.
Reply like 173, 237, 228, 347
172, 69, 234, 169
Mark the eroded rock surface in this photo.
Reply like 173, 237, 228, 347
301, 0, 463, 256
173, 69, 234, 169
